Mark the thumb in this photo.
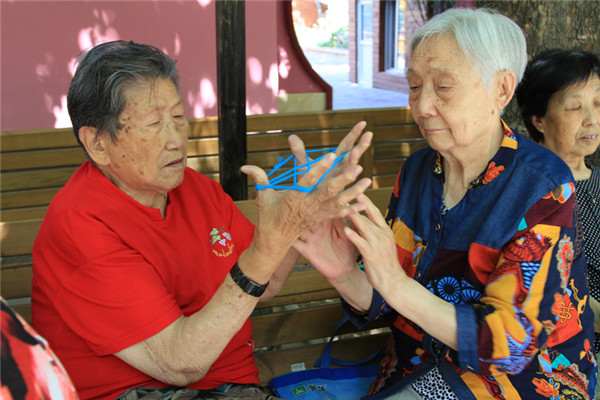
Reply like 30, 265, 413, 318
240, 165, 270, 187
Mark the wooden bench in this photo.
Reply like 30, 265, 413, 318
1, 107, 423, 385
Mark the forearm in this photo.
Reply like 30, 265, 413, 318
381, 276, 458, 350
115, 271, 260, 386
115, 247, 287, 386
329, 265, 374, 313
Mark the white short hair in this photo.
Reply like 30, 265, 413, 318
408, 8, 527, 90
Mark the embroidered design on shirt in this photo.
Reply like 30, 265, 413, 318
210, 227, 234, 257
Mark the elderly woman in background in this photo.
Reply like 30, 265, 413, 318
294, 8, 596, 399
516, 48, 600, 397
31, 40, 372, 400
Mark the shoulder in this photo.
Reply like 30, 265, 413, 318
513, 132, 574, 190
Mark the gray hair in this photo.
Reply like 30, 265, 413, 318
407, 8, 527, 91
67, 40, 179, 155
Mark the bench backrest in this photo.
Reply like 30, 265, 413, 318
1, 107, 424, 222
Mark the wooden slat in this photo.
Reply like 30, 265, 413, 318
246, 107, 414, 132
1, 262, 33, 299
187, 137, 219, 157
0, 219, 42, 257
1, 207, 48, 222
372, 175, 398, 188
1, 147, 86, 171
188, 117, 219, 138
1, 187, 60, 210
257, 268, 336, 309
0, 128, 76, 152
374, 141, 428, 160
1, 166, 80, 192
371, 124, 422, 141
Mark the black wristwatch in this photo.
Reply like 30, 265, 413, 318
229, 262, 269, 297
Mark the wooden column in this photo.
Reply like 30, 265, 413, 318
216, 0, 247, 200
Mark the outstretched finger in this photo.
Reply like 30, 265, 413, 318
346, 130, 373, 166
241, 165, 270, 187
335, 121, 367, 157
288, 134, 309, 166
356, 193, 387, 227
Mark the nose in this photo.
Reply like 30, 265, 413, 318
410, 86, 438, 118
582, 103, 599, 126
165, 118, 189, 151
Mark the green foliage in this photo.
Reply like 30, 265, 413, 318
317, 25, 348, 49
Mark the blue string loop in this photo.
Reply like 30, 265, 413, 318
255, 148, 350, 192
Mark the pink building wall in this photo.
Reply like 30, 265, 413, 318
0, 0, 325, 132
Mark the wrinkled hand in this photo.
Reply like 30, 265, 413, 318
293, 218, 359, 282
241, 123, 373, 267
344, 194, 409, 297
290, 121, 373, 182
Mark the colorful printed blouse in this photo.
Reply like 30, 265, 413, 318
346, 124, 597, 400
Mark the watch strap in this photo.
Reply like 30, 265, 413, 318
229, 262, 269, 297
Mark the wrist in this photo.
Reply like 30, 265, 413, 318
328, 262, 364, 287
230, 262, 269, 297
237, 245, 277, 284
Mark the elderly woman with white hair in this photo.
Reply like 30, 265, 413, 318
294, 8, 596, 399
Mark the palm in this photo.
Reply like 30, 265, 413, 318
294, 219, 358, 281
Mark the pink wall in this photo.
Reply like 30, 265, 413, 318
276, 0, 331, 104
0, 0, 324, 132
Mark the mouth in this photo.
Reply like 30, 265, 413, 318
580, 134, 599, 142
165, 158, 185, 168
421, 126, 446, 134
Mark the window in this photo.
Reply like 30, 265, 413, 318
383, 0, 406, 73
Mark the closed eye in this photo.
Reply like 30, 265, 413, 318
565, 106, 582, 111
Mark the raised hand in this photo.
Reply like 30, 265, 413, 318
344, 194, 409, 298
289, 121, 373, 183
293, 218, 359, 281
240, 136, 370, 272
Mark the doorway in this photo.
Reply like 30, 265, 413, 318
357, 0, 373, 87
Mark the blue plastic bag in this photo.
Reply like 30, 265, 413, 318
269, 363, 379, 399
269, 316, 383, 399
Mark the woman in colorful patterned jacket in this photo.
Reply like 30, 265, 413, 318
294, 8, 597, 400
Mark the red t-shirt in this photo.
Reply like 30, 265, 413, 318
31, 162, 258, 400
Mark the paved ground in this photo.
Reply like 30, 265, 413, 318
303, 48, 409, 110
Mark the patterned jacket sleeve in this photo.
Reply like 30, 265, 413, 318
456, 183, 588, 376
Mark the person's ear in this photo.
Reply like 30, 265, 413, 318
495, 70, 516, 111
79, 126, 110, 166
531, 115, 546, 133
